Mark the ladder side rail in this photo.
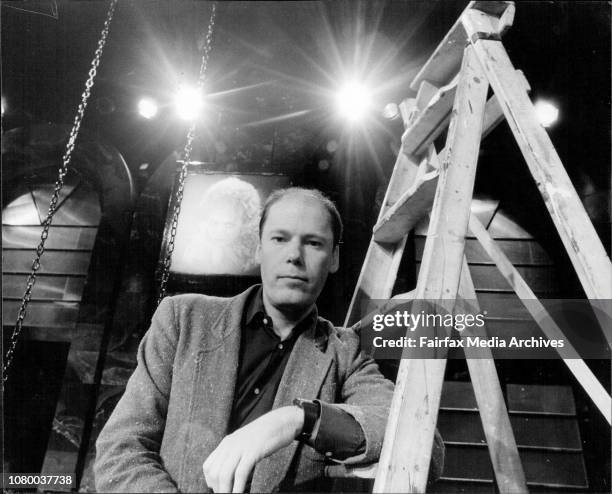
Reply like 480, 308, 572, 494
405, 68, 528, 158
457, 257, 528, 493
373, 45, 489, 493
345, 56, 518, 326
410, 2, 514, 91
344, 99, 422, 327
462, 9, 612, 307
469, 215, 612, 422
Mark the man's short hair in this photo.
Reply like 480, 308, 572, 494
259, 187, 343, 247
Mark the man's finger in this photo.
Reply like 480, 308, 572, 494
232, 455, 255, 493
217, 449, 241, 494
204, 442, 230, 492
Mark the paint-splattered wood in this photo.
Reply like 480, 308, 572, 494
373, 45, 489, 493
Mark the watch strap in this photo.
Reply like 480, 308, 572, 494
293, 398, 321, 441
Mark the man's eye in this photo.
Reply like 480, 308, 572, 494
307, 240, 323, 247
271, 236, 286, 243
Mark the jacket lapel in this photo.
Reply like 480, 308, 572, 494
190, 287, 255, 447
250, 321, 333, 492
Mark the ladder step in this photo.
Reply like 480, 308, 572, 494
507, 384, 576, 416
440, 381, 479, 411
429, 480, 495, 493
415, 237, 553, 266
373, 170, 438, 243
416, 262, 558, 293
441, 446, 588, 488
476, 292, 532, 319
438, 411, 582, 451
402, 77, 458, 157
510, 415, 582, 451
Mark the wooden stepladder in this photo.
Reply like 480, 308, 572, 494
340, 2, 612, 493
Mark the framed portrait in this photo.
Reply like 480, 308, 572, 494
159, 163, 290, 294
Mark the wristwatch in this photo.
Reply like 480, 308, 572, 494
293, 398, 321, 441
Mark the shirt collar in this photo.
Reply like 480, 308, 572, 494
245, 285, 318, 334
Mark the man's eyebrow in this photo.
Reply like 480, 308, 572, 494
304, 233, 328, 241
266, 229, 330, 241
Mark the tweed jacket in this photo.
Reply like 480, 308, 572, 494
94, 286, 396, 492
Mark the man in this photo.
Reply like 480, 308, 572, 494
94, 187, 443, 492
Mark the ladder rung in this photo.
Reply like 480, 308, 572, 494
402, 69, 528, 159
402, 77, 458, 157
373, 169, 438, 243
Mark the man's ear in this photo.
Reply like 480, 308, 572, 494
329, 245, 339, 274
255, 241, 262, 264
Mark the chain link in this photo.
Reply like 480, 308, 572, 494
2, 0, 119, 386
157, 2, 217, 304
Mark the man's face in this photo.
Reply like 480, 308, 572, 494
257, 192, 339, 314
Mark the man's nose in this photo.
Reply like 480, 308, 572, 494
285, 239, 304, 264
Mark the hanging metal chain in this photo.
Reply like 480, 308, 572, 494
157, 2, 217, 304
2, 0, 119, 386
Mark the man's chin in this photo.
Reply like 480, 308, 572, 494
269, 288, 314, 313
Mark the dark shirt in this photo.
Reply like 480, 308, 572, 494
229, 303, 311, 430
229, 287, 366, 460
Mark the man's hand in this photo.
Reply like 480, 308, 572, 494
203, 405, 304, 493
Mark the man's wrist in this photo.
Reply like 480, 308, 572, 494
291, 405, 305, 438
292, 399, 321, 441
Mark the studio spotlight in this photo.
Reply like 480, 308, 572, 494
326, 140, 339, 153
382, 103, 400, 120
335, 81, 372, 124
138, 98, 158, 119
534, 99, 559, 128
1, 97, 5, 116
175, 86, 204, 121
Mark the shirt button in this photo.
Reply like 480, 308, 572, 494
254, 388, 260, 395
263, 318, 269, 325
278, 343, 284, 350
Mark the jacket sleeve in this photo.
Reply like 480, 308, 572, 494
94, 297, 180, 493
322, 326, 445, 482
322, 328, 395, 466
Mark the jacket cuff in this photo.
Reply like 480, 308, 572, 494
309, 401, 366, 461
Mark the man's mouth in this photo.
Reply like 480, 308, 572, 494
278, 275, 308, 282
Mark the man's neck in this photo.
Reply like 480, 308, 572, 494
262, 294, 313, 341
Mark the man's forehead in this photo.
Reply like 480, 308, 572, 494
264, 192, 333, 232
